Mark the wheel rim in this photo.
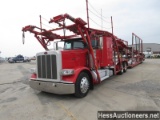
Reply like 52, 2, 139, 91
80, 77, 89, 94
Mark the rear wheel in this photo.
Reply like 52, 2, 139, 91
75, 72, 90, 98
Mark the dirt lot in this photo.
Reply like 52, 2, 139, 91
0, 59, 160, 120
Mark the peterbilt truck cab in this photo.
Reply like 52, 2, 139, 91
30, 38, 91, 97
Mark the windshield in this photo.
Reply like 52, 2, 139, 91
64, 41, 86, 50
54, 38, 87, 50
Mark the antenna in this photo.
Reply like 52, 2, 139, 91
86, 0, 90, 28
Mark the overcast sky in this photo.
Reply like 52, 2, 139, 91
0, 0, 160, 57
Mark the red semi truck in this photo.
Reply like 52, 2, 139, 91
22, 14, 144, 97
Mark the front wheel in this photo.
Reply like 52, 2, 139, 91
75, 72, 90, 98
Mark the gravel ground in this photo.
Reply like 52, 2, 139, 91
0, 59, 160, 120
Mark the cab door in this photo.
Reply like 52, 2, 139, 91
91, 37, 102, 69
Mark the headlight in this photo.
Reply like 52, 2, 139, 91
61, 69, 74, 76
30, 68, 36, 74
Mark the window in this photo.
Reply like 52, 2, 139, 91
64, 42, 72, 49
91, 40, 98, 48
64, 40, 86, 50
73, 41, 85, 49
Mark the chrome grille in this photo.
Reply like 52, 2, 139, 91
37, 55, 57, 79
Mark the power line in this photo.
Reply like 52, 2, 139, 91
89, 17, 111, 30
88, 1, 111, 20
42, 23, 53, 29
41, 16, 50, 22
89, 17, 101, 28
41, 16, 59, 27
87, 1, 112, 30
88, 9, 111, 23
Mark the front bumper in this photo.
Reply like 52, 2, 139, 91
29, 80, 75, 94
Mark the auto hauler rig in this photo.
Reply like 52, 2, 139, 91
22, 13, 144, 97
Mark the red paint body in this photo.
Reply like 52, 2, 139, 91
61, 49, 89, 83
101, 37, 114, 67
62, 49, 88, 69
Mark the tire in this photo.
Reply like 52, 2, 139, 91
75, 72, 90, 98
123, 62, 127, 73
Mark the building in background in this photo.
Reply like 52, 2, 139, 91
143, 43, 160, 58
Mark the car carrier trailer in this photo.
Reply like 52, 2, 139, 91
127, 33, 145, 68
22, 13, 144, 97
